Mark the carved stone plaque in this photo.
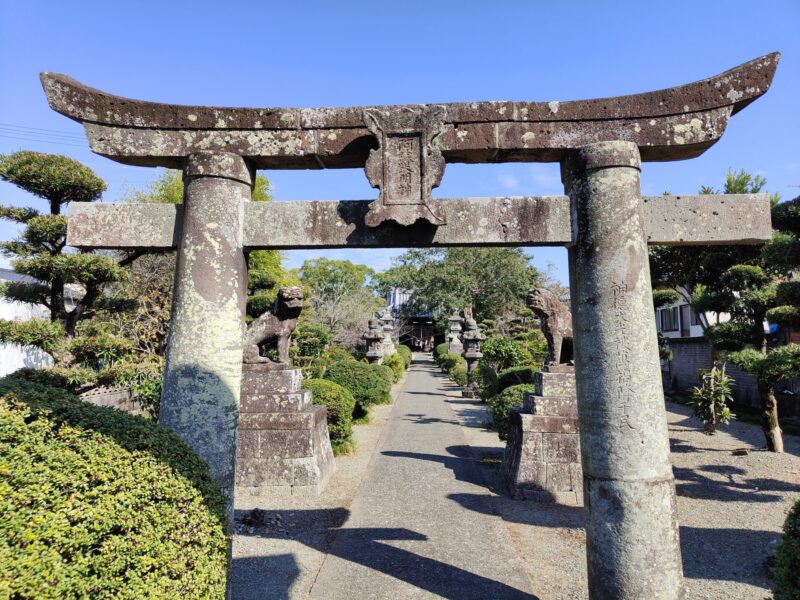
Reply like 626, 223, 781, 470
363, 106, 446, 226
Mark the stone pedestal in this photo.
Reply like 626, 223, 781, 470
235, 363, 334, 498
501, 366, 582, 505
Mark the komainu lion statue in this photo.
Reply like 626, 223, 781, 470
243, 286, 304, 364
526, 288, 573, 365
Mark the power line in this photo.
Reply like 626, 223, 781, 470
0, 133, 87, 148
0, 122, 86, 140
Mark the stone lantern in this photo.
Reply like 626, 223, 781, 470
461, 318, 484, 398
447, 311, 463, 354
363, 318, 385, 364
380, 310, 396, 356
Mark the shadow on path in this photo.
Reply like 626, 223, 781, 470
234, 508, 538, 600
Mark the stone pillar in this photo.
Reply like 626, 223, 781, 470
159, 152, 252, 522
447, 312, 463, 354
380, 310, 396, 355
562, 141, 683, 599
364, 318, 385, 364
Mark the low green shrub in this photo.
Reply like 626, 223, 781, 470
449, 364, 468, 387
383, 353, 405, 382
303, 378, 356, 455
433, 342, 449, 363
498, 366, 537, 392
0, 378, 227, 599
324, 360, 391, 418
488, 383, 535, 440
373, 364, 395, 388
774, 498, 800, 599
440, 352, 466, 373
472, 361, 499, 401
395, 345, 412, 369
481, 337, 528, 372
5, 366, 97, 393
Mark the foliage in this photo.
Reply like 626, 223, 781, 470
480, 337, 529, 372
0, 152, 127, 339
395, 344, 412, 369
653, 288, 681, 308
96, 359, 165, 417
0, 378, 227, 599
433, 342, 449, 363
383, 353, 405, 383
472, 361, 500, 401
0, 318, 64, 353
729, 344, 800, 383
67, 332, 135, 368
372, 364, 396, 387
439, 352, 466, 373
303, 378, 356, 455
373, 248, 540, 323
449, 364, 468, 387
687, 365, 735, 433
324, 359, 391, 418
489, 384, 535, 440
300, 258, 380, 349
498, 366, 538, 392
773, 498, 800, 600
4, 366, 98, 393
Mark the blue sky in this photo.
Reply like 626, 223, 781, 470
1, 0, 798, 284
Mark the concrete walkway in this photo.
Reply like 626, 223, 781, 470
308, 355, 537, 600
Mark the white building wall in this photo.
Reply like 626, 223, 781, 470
0, 298, 54, 376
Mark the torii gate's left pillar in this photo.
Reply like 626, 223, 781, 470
160, 152, 253, 523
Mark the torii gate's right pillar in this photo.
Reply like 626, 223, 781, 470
564, 141, 684, 599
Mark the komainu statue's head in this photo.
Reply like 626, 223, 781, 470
276, 286, 304, 312
526, 288, 560, 316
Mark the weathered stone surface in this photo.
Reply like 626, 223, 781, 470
363, 107, 446, 226
534, 371, 576, 397
66, 193, 772, 251
159, 152, 251, 525
564, 140, 683, 598
522, 393, 578, 417
239, 390, 311, 413
363, 317, 384, 364
241, 364, 302, 395
242, 286, 303, 364
527, 288, 573, 364
42, 53, 779, 167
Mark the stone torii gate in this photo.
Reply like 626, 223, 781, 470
42, 52, 778, 599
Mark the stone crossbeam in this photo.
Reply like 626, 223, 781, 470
42, 53, 778, 168
67, 194, 772, 250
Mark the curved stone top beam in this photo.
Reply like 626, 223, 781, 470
41, 53, 778, 169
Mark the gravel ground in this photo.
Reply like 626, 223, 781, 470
448, 391, 800, 600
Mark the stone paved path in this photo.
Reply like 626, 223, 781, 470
308, 355, 537, 600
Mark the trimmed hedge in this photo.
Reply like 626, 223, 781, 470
497, 366, 537, 392
489, 384, 535, 440
449, 364, 468, 387
303, 378, 356, 455
774, 498, 800, 599
373, 364, 396, 388
383, 353, 405, 382
439, 352, 466, 373
0, 378, 227, 599
395, 345, 412, 369
433, 342, 449, 363
324, 360, 391, 417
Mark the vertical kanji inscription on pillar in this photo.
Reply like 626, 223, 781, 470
363, 106, 446, 226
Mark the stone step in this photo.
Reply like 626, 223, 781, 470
241, 364, 302, 394
543, 364, 575, 374
522, 393, 578, 418
534, 371, 576, 397
240, 390, 311, 413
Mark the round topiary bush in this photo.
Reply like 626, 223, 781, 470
449, 364, 468, 387
372, 364, 396, 388
440, 352, 466, 373
488, 383, 535, 440
395, 345, 412, 369
433, 342, 449, 363
324, 360, 391, 418
497, 366, 538, 392
0, 378, 227, 599
774, 498, 800, 599
303, 378, 356, 455
383, 353, 405, 383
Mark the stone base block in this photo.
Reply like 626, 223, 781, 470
501, 372, 583, 506
534, 371, 576, 397
235, 365, 335, 499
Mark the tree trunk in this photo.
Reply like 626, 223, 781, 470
759, 382, 784, 453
